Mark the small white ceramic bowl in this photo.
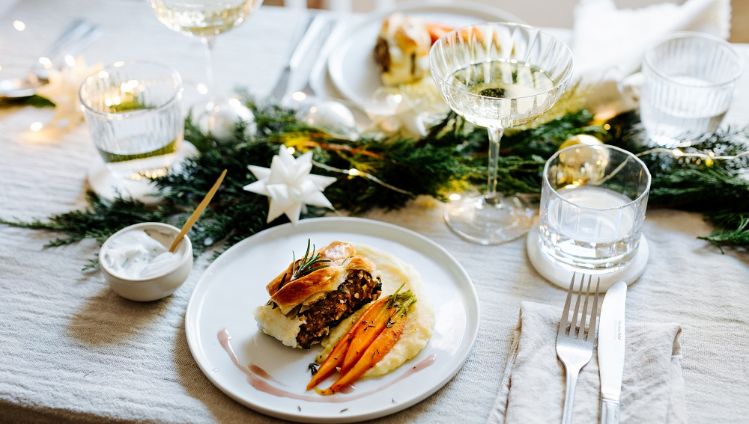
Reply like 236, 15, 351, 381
99, 222, 193, 302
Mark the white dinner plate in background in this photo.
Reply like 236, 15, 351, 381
326, 2, 522, 112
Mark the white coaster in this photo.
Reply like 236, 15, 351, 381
526, 225, 649, 291
87, 141, 198, 205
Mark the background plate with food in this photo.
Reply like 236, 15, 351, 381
185, 217, 479, 422
326, 2, 522, 113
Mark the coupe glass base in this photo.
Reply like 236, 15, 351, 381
444, 194, 535, 245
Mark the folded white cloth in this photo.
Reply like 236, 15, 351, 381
487, 301, 686, 424
573, 0, 731, 81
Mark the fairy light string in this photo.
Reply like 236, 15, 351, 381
311, 160, 415, 197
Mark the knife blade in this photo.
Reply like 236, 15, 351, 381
269, 14, 324, 101
598, 280, 627, 424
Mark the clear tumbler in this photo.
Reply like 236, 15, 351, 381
640, 32, 743, 146
538, 144, 651, 269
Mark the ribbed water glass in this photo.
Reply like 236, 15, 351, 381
538, 144, 651, 269
641, 32, 743, 147
79, 61, 183, 180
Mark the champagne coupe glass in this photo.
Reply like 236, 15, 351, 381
430, 23, 574, 244
148, 0, 262, 115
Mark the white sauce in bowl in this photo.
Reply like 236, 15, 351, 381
102, 229, 181, 279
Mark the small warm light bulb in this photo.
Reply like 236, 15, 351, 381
291, 91, 306, 102
105, 95, 122, 107
12, 20, 26, 31
120, 79, 140, 93
448, 193, 462, 201
196, 83, 208, 95
29, 122, 43, 132
38, 57, 52, 69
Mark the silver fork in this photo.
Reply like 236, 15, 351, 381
556, 273, 601, 424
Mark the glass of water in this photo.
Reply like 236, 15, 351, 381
640, 32, 743, 147
80, 61, 183, 180
538, 144, 651, 269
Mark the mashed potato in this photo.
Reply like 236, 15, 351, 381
318, 244, 434, 377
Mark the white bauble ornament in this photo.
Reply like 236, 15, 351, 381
197, 98, 257, 141
299, 100, 357, 139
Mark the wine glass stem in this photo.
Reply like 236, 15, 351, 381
202, 36, 216, 98
485, 126, 504, 205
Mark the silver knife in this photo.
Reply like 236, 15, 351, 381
598, 281, 627, 424
269, 14, 324, 101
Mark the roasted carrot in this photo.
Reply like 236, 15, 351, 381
340, 304, 393, 374
306, 298, 387, 390
326, 314, 409, 393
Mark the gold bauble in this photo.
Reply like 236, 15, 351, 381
556, 134, 609, 185
559, 134, 604, 151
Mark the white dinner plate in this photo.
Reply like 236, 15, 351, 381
326, 2, 522, 112
185, 217, 479, 423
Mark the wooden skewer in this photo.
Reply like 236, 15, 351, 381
168, 169, 227, 253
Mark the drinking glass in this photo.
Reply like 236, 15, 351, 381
430, 23, 574, 244
641, 32, 743, 147
538, 144, 651, 269
148, 0, 262, 114
79, 61, 183, 180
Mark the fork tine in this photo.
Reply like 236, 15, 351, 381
587, 277, 601, 341
559, 272, 575, 334
569, 274, 583, 337
578, 275, 592, 339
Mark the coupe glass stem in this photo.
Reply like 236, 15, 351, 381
201, 36, 216, 97
485, 127, 504, 205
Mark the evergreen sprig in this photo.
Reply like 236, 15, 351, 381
3, 96, 749, 270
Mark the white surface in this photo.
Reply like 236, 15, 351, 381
0, 2, 748, 424
326, 2, 520, 111
525, 226, 649, 291
185, 217, 478, 422
573, 0, 730, 80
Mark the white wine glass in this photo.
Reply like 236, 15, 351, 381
148, 0, 262, 114
430, 23, 574, 244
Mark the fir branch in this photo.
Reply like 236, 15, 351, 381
3, 95, 749, 266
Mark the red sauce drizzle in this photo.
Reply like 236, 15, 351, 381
217, 328, 436, 403
217, 328, 285, 386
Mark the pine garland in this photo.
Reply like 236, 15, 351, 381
2, 95, 748, 269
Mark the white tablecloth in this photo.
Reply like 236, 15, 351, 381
1, 1, 748, 423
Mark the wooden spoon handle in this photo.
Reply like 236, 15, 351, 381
169, 169, 227, 253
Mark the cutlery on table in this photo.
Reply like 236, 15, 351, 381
556, 273, 601, 424
598, 281, 627, 424
0, 18, 100, 98
293, 16, 337, 99
268, 14, 324, 101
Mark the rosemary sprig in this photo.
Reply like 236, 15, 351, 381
290, 239, 331, 281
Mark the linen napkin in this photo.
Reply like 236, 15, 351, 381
573, 0, 731, 81
487, 302, 686, 424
